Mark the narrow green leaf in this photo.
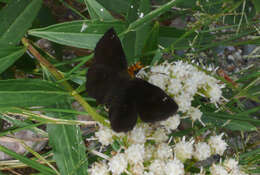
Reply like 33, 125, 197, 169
47, 102, 88, 175
0, 0, 42, 46
122, 32, 136, 63
252, 0, 260, 13
96, 0, 129, 14
127, 0, 180, 31
225, 120, 257, 131
0, 145, 55, 175
135, 0, 152, 57
151, 49, 163, 65
141, 22, 159, 65
0, 46, 26, 74
209, 112, 260, 125
29, 20, 126, 49
0, 79, 69, 107
158, 26, 196, 48
240, 148, 260, 160
123, 0, 151, 63
84, 0, 114, 20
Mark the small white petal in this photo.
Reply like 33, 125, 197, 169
208, 133, 227, 155
174, 137, 194, 162
108, 153, 127, 174
193, 142, 211, 161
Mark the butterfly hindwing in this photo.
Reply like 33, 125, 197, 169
129, 78, 178, 123
108, 80, 138, 132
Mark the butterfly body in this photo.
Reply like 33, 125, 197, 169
86, 28, 178, 132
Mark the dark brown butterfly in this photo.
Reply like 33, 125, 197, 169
86, 28, 178, 132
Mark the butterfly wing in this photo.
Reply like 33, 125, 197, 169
129, 78, 178, 122
93, 28, 127, 72
86, 64, 115, 104
86, 28, 129, 104
107, 79, 138, 132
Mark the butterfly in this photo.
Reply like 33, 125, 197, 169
86, 28, 178, 132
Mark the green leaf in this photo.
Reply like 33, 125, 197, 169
158, 26, 195, 48
127, 0, 180, 31
252, 0, 260, 13
122, 0, 140, 61
0, 145, 55, 175
123, 32, 136, 63
29, 20, 126, 49
141, 22, 160, 65
123, 0, 151, 63
225, 120, 257, 131
84, 0, 114, 21
96, 0, 130, 14
0, 79, 69, 107
151, 49, 163, 65
135, 0, 152, 57
47, 102, 88, 175
0, 46, 26, 74
0, 0, 42, 46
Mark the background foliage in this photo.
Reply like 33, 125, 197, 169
0, 0, 259, 174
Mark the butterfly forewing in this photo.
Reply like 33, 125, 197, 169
94, 28, 127, 72
86, 28, 129, 104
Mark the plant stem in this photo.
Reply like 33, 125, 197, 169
21, 38, 109, 127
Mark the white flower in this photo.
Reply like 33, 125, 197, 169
174, 137, 194, 162
193, 142, 211, 161
148, 74, 168, 90
223, 158, 239, 171
167, 78, 183, 95
208, 133, 227, 155
136, 68, 148, 78
156, 143, 173, 160
131, 163, 144, 175
230, 169, 249, 175
160, 114, 180, 132
129, 125, 146, 144
210, 164, 229, 175
174, 92, 193, 112
206, 81, 222, 103
95, 125, 113, 146
171, 61, 194, 81
108, 153, 127, 175
89, 162, 109, 175
144, 144, 156, 161
125, 144, 145, 164
152, 128, 168, 143
149, 159, 166, 175
188, 107, 205, 126
150, 63, 170, 75
164, 158, 185, 175
144, 171, 155, 175
183, 76, 199, 95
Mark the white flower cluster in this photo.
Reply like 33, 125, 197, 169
89, 121, 244, 175
210, 158, 248, 175
137, 61, 224, 113
87, 61, 248, 175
